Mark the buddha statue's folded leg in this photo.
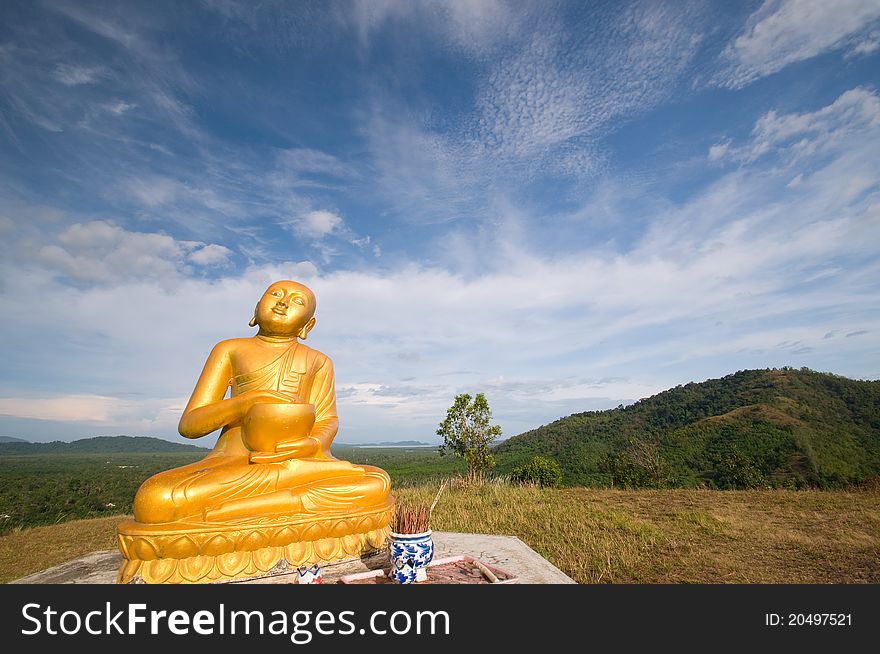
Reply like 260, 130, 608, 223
202, 462, 392, 522
132, 455, 247, 524
299, 464, 391, 513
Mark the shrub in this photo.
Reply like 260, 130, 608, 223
510, 456, 563, 488
709, 445, 765, 489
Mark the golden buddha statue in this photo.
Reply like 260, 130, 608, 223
116, 280, 394, 584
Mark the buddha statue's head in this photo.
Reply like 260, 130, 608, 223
250, 280, 317, 339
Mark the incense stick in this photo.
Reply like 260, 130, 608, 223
392, 481, 448, 534
391, 502, 431, 534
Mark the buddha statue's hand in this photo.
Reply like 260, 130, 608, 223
276, 436, 320, 458
249, 436, 320, 464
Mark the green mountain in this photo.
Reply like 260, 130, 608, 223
0, 435, 209, 454
494, 368, 880, 489
0, 436, 29, 443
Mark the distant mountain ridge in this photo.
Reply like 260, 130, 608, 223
335, 440, 433, 447
0, 435, 209, 454
0, 436, 29, 443
495, 368, 880, 488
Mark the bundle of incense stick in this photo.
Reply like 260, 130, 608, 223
391, 503, 431, 534
391, 481, 448, 534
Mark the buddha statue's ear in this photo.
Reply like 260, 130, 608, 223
249, 305, 258, 328
298, 316, 316, 340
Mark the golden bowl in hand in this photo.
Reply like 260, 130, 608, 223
242, 402, 316, 453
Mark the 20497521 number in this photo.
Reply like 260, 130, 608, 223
787, 614, 851, 626
765, 613, 852, 626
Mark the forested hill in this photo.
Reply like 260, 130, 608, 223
0, 436, 209, 454
494, 368, 880, 489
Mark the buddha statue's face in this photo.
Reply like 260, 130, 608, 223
253, 280, 317, 337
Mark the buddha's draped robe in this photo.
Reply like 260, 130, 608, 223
132, 341, 390, 524
233, 341, 328, 411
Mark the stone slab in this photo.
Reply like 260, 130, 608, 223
12, 532, 575, 584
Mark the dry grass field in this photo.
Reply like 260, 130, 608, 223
1, 486, 878, 584
404, 485, 880, 583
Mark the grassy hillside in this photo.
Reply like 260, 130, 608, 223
0, 435, 209, 455
494, 368, 880, 489
3, 486, 878, 584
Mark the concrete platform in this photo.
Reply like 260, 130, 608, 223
12, 532, 574, 584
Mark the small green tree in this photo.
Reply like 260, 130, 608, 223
437, 393, 502, 485
511, 456, 563, 488
709, 445, 764, 489
622, 436, 669, 487
600, 452, 652, 488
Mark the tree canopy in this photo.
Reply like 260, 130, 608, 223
437, 393, 502, 484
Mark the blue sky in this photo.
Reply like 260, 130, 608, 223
1, 0, 878, 444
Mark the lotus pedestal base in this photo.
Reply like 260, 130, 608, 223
116, 503, 393, 584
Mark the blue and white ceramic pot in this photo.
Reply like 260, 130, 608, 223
388, 530, 434, 584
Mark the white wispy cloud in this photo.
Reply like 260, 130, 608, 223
188, 243, 233, 266
343, 0, 524, 55
295, 210, 344, 238
0, 394, 143, 423
0, 2, 204, 156
715, 0, 880, 89
847, 32, 880, 58
102, 100, 136, 115
48, 1, 154, 58
0, 392, 189, 436
364, 115, 484, 225
365, 2, 707, 225
53, 63, 106, 86
708, 87, 880, 164
34, 220, 234, 284
1, 10, 370, 260
125, 176, 181, 208
284, 209, 375, 265
273, 148, 359, 183
476, 3, 704, 160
